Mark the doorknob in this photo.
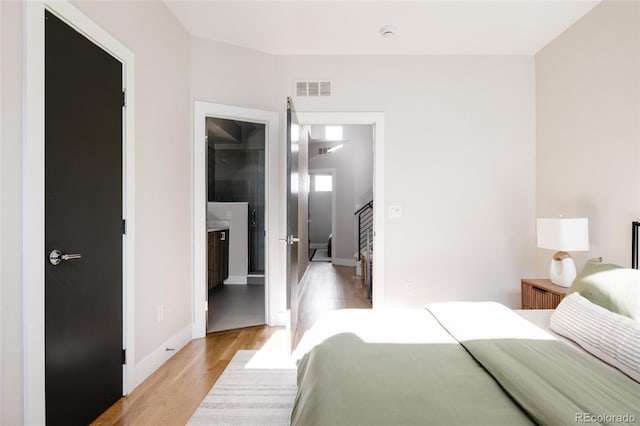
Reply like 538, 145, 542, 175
49, 249, 82, 266
278, 236, 300, 245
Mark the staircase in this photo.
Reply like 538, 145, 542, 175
355, 201, 373, 299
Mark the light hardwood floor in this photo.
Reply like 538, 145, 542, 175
92, 263, 368, 425
294, 262, 370, 346
91, 326, 282, 425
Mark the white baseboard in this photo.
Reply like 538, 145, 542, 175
224, 275, 247, 284
132, 324, 192, 391
310, 243, 328, 249
273, 310, 288, 327
333, 258, 356, 267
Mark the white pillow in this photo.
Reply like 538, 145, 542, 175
550, 292, 640, 383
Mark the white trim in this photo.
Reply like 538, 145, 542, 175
24, 2, 136, 423
309, 168, 337, 264
132, 324, 191, 389
192, 102, 281, 338
23, 3, 46, 423
297, 112, 385, 309
0, 3, 3, 420
332, 258, 357, 267
223, 275, 248, 285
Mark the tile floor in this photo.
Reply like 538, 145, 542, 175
207, 283, 266, 332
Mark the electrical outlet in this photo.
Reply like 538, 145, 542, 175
157, 305, 164, 323
405, 282, 414, 296
390, 205, 402, 219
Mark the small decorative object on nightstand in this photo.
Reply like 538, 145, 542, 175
521, 278, 569, 309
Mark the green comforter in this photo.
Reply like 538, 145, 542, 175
429, 302, 640, 426
292, 304, 640, 426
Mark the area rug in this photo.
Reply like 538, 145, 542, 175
187, 350, 297, 426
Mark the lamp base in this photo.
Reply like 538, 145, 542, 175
549, 251, 576, 287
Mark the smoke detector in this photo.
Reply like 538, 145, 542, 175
380, 25, 397, 38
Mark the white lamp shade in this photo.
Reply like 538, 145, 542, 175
536, 218, 589, 252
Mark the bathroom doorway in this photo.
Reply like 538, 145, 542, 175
206, 117, 266, 332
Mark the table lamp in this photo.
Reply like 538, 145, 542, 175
536, 218, 589, 287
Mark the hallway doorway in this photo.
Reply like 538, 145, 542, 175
296, 112, 385, 310
293, 120, 378, 347
307, 125, 374, 268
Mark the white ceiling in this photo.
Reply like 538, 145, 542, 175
164, 0, 601, 55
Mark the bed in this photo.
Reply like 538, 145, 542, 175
291, 259, 640, 426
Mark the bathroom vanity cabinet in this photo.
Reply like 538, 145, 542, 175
208, 229, 229, 289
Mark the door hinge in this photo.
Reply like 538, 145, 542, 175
122, 219, 126, 235
121, 91, 126, 107
122, 349, 126, 365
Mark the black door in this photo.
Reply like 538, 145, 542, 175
286, 97, 299, 346
45, 10, 123, 425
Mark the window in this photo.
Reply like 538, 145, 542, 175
325, 125, 343, 141
314, 175, 332, 192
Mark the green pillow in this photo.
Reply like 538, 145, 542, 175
568, 258, 640, 321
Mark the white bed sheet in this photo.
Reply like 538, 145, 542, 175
513, 309, 579, 347
514, 308, 626, 378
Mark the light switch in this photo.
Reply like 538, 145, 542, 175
389, 205, 402, 218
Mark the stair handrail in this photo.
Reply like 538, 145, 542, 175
354, 200, 373, 216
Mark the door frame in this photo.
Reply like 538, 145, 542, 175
24, 1, 136, 423
192, 101, 280, 338
308, 169, 337, 264
297, 112, 385, 308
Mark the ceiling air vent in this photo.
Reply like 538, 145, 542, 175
308, 82, 320, 96
295, 81, 332, 97
319, 81, 331, 96
296, 81, 308, 97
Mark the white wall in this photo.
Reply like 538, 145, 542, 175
274, 55, 537, 308
535, 0, 640, 273
308, 125, 374, 263
69, 0, 193, 366
191, 37, 279, 111
1, 2, 24, 423
192, 41, 537, 308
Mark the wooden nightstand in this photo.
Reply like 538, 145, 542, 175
521, 278, 569, 309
